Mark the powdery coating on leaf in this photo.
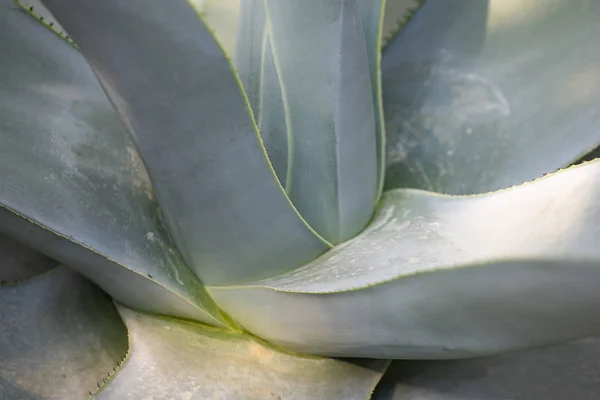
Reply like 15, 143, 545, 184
0, 4, 222, 324
382, 0, 600, 195
0, 268, 128, 400
243, 160, 600, 293
96, 307, 387, 400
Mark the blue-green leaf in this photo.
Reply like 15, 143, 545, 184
235, 0, 289, 185
43, 0, 330, 286
95, 306, 388, 400
0, 267, 128, 400
358, 0, 387, 199
1, 2, 224, 325
211, 160, 600, 358
382, 0, 600, 194
263, 0, 378, 243
372, 338, 600, 400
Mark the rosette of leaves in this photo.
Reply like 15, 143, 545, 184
2, 0, 600, 399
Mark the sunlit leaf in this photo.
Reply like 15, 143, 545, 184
1, 2, 224, 325
211, 160, 600, 358
44, 0, 330, 286
263, 0, 378, 243
95, 306, 388, 400
382, 0, 600, 194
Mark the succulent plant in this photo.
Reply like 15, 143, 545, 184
2, 0, 600, 399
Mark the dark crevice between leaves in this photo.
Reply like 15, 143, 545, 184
14, 0, 77, 47
381, 0, 425, 52
0, 234, 60, 285
570, 144, 600, 167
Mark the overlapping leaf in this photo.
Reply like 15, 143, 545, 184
43, 0, 330, 286
235, 0, 290, 185
382, 0, 600, 194
372, 338, 600, 400
263, 0, 378, 244
358, 0, 387, 198
0, 267, 128, 400
95, 306, 388, 400
1, 1, 224, 325
211, 160, 600, 358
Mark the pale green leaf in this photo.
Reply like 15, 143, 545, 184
44, 0, 330, 286
0, 2, 224, 326
234, 0, 266, 115
235, 0, 290, 185
211, 160, 600, 358
372, 338, 600, 400
358, 0, 387, 199
263, 0, 378, 243
382, 0, 600, 194
95, 306, 388, 400
0, 235, 55, 283
0, 267, 128, 400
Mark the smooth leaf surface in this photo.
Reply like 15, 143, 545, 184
264, 0, 378, 243
358, 0, 387, 198
0, 267, 128, 400
44, 0, 330, 286
0, 234, 56, 282
95, 306, 388, 400
382, 0, 600, 194
372, 338, 600, 400
0, 2, 224, 325
235, 0, 289, 185
211, 160, 600, 358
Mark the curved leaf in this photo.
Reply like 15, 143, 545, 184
382, 0, 600, 194
43, 0, 330, 286
0, 235, 56, 283
235, 0, 290, 185
263, 0, 378, 243
211, 160, 600, 358
0, 3, 224, 325
95, 306, 388, 400
358, 0, 387, 199
372, 338, 600, 400
0, 267, 128, 400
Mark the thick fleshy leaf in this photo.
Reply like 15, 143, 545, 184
263, 0, 378, 243
211, 160, 600, 359
382, 0, 600, 194
95, 306, 388, 400
191, 0, 240, 55
0, 267, 128, 400
235, 0, 290, 185
0, 3, 224, 325
358, 0, 387, 198
44, 0, 330, 286
234, 0, 266, 115
0, 234, 56, 283
372, 338, 600, 400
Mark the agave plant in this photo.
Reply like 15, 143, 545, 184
2, 0, 600, 398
